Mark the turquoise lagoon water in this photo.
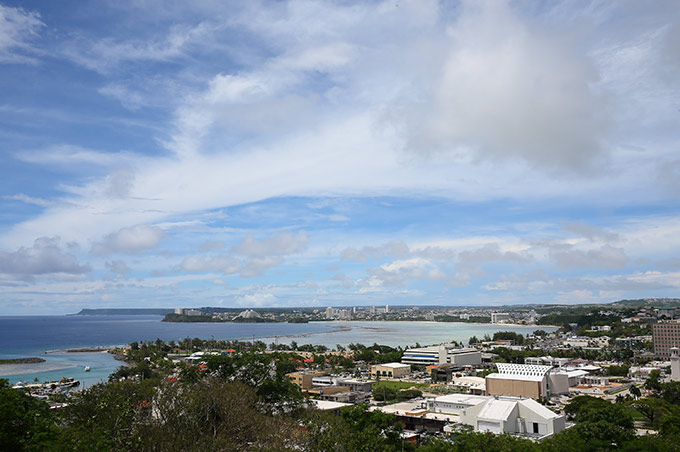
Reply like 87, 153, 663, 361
0, 316, 556, 387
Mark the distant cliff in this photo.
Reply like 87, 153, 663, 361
73, 308, 173, 316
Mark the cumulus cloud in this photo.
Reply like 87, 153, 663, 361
563, 221, 619, 242
457, 243, 530, 272
179, 255, 240, 274
408, 0, 605, 171
0, 5, 43, 64
549, 244, 629, 269
179, 231, 307, 277
341, 240, 410, 261
105, 260, 132, 276
200, 240, 224, 251
92, 225, 164, 255
0, 237, 90, 280
232, 231, 308, 258
235, 292, 277, 307
361, 257, 446, 288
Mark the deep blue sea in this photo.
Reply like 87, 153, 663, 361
0, 315, 556, 388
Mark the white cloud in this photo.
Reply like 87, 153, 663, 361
549, 244, 629, 269
563, 221, 619, 242
457, 243, 530, 271
232, 231, 308, 258
200, 240, 224, 251
98, 83, 148, 111
408, 0, 605, 172
3, 193, 50, 207
105, 260, 132, 276
341, 240, 409, 261
62, 22, 216, 73
0, 237, 90, 280
235, 292, 277, 307
179, 255, 240, 274
179, 231, 306, 277
0, 5, 43, 64
92, 225, 164, 255
361, 257, 446, 288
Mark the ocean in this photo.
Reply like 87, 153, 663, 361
0, 315, 557, 387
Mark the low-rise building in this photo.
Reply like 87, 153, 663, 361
525, 356, 570, 368
286, 370, 326, 389
370, 362, 411, 378
485, 363, 552, 399
402, 345, 482, 367
375, 395, 565, 440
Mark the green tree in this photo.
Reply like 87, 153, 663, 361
0, 379, 59, 452
660, 381, 680, 405
645, 370, 663, 392
57, 379, 157, 451
628, 397, 674, 428
552, 396, 635, 451
630, 384, 642, 399
420, 432, 539, 452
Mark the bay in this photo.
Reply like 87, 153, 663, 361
0, 315, 557, 387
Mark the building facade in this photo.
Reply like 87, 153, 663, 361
401, 345, 482, 367
370, 362, 411, 378
427, 394, 565, 439
652, 321, 680, 357
485, 363, 552, 399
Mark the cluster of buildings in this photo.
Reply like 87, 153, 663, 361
377, 394, 565, 440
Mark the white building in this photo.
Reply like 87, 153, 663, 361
175, 308, 203, 316
491, 312, 511, 324
401, 345, 482, 367
236, 309, 260, 319
672, 347, 680, 382
525, 356, 570, 368
428, 394, 565, 439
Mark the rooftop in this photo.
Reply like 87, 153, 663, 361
376, 362, 410, 368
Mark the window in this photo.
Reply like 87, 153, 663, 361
533, 422, 539, 434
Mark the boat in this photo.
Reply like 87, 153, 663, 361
84, 365, 91, 372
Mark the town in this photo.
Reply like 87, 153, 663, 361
6, 298, 680, 451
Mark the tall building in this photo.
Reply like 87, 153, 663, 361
652, 321, 680, 357
370, 306, 376, 315
385, 304, 389, 313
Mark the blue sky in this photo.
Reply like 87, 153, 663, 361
1, 0, 679, 314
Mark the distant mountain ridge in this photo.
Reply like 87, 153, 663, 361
71, 298, 680, 316
73, 308, 173, 316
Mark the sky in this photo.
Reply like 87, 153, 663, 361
1, 0, 679, 315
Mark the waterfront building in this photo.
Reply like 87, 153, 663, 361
491, 312, 510, 324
